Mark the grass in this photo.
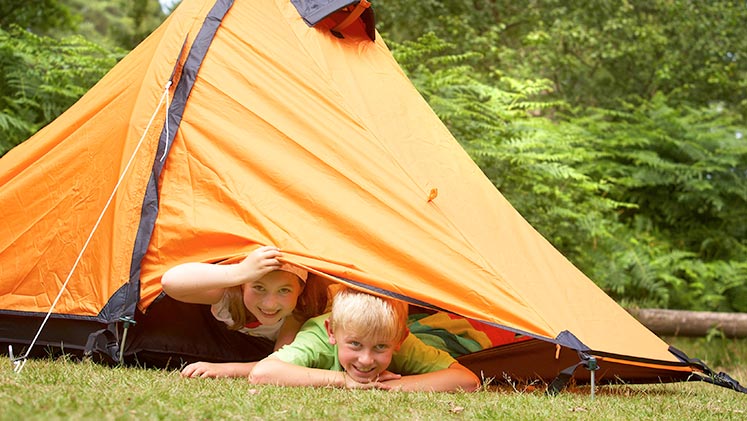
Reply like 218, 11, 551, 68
1, 338, 746, 420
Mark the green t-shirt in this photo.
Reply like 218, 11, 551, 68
271, 313, 456, 374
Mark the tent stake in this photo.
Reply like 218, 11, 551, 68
118, 316, 136, 365
9, 345, 27, 373
586, 356, 599, 400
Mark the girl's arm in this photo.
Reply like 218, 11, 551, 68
161, 245, 282, 304
161, 262, 240, 304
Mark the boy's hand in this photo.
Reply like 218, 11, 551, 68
342, 370, 402, 390
343, 378, 391, 390
374, 370, 401, 382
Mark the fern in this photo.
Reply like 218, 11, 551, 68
0, 26, 121, 156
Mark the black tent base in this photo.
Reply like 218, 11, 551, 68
0, 295, 274, 370
458, 339, 691, 387
458, 339, 747, 394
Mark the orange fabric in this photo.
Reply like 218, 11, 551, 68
0, 0, 680, 366
0, 1, 208, 316
596, 356, 694, 373
331, 0, 371, 33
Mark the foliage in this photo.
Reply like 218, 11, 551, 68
0, 0, 76, 34
568, 98, 747, 310
380, 2, 747, 312
59, 0, 167, 49
0, 0, 158, 156
0, 26, 122, 156
575, 97, 747, 260
377, 0, 747, 120
0, 0, 166, 49
524, 1, 747, 118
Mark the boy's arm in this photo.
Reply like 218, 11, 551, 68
181, 361, 256, 378
249, 358, 477, 391
250, 357, 389, 389
249, 357, 347, 387
380, 362, 480, 392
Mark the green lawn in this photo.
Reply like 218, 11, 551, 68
1, 337, 745, 420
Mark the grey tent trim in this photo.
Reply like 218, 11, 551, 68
122, 0, 236, 322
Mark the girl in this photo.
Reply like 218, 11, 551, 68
160, 245, 329, 378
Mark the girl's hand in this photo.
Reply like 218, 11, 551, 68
181, 361, 225, 378
234, 245, 282, 283
180, 361, 255, 378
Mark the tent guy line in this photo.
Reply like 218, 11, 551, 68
9, 80, 174, 374
159, 80, 173, 162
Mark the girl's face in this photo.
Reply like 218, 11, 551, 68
243, 271, 303, 325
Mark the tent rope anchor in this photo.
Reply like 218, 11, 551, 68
9, 345, 27, 374
546, 351, 600, 397
118, 316, 137, 365
7, 80, 172, 374
586, 356, 599, 400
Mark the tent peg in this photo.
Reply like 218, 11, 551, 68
9, 345, 28, 373
118, 316, 137, 365
585, 356, 599, 400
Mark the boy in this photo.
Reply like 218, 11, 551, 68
249, 287, 481, 392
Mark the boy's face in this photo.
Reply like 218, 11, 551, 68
325, 322, 402, 384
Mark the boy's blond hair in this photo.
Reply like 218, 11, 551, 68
328, 287, 408, 343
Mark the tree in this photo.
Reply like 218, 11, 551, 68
378, 1, 747, 311
60, 0, 167, 49
0, 0, 76, 34
0, 0, 165, 155
0, 27, 121, 156
377, 1, 747, 119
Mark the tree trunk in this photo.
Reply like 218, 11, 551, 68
627, 308, 747, 338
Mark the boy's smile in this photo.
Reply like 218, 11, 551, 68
326, 324, 402, 384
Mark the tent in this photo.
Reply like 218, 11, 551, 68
0, 0, 744, 393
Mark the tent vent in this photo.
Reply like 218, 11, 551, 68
291, 0, 376, 40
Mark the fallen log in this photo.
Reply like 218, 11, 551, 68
627, 308, 747, 338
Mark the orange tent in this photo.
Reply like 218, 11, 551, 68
0, 0, 743, 393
